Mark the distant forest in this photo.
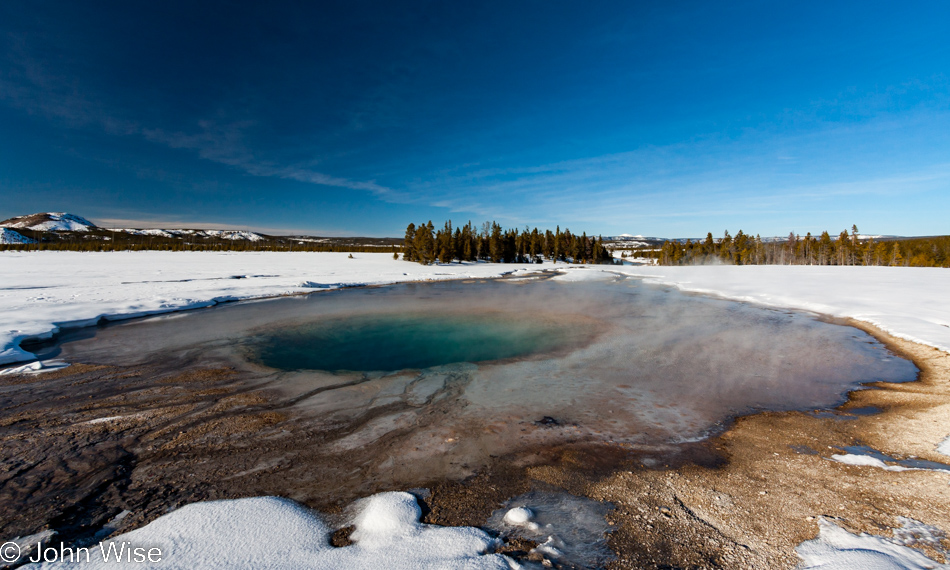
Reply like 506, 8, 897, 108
649, 226, 950, 268
402, 221, 616, 265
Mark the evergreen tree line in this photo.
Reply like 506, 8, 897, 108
650, 226, 950, 268
402, 220, 617, 265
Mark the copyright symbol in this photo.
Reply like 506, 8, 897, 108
0, 542, 20, 563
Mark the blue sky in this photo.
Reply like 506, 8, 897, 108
1, 1, 948, 237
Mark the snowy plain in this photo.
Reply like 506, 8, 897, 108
3, 251, 950, 569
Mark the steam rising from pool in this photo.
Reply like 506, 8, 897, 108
51, 276, 918, 488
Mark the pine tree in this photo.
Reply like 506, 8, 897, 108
403, 223, 417, 262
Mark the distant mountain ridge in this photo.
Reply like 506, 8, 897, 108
0, 212, 401, 251
0, 212, 97, 232
605, 233, 906, 247
0, 212, 268, 242
117, 228, 266, 242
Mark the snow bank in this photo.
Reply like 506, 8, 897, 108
0, 251, 545, 365
24, 492, 515, 569
796, 518, 947, 569
615, 265, 950, 354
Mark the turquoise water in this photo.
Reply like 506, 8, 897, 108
253, 312, 585, 372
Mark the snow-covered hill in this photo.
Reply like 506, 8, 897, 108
0, 212, 97, 232
0, 228, 35, 244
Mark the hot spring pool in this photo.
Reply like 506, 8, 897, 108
42, 274, 918, 488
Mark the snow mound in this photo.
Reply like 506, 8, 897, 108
1, 212, 96, 232
796, 518, 947, 569
26, 493, 515, 569
503, 507, 534, 526
0, 228, 35, 244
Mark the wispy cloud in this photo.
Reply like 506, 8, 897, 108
141, 122, 403, 200
1, 33, 397, 199
395, 107, 950, 229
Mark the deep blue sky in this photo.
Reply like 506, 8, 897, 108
2, 1, 948, 237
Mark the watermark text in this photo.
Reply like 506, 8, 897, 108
0, 539, 163, 565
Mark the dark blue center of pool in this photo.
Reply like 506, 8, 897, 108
252, 312, 585, 372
